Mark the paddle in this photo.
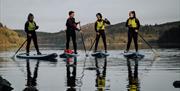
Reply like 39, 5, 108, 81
86, 38, 96, 57
138, 33, 160, 57
12, 38, 28, 58
79, 23, 87, 56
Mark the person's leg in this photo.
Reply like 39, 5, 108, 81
101, 31, 107, 53
26, 34, 31, 54
94, 32, 100, 52
126, 29, 133, 52
32, 32, 41, 54
72, 31, 77, 54
66, 31, 70, 50
133, 31, 138, 52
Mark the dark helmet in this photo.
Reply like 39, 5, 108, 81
130, 11, 136, 18
27, 13, 34, 20
96, 13, 102, 18
69, 11, 75, 16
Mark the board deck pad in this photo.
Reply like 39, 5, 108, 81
91, 52, 109, 58
123, 52, 144, 59
59, 53, 79, 58
16, 53, 58, 60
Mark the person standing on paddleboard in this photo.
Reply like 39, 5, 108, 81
94, 13, 110, 53
65, 11, 80, 54
24, 13, 41, 55
125, 11, 140, 53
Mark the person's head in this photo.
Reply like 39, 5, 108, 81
129, 11, 136, 18
96, 13, 102, 20
69, 11, 75, 18
27, 13, 34, 22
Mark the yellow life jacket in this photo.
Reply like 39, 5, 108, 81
98, 77, 105, 87
128, 18, 137, 28
28, 21, 36, 31
96, 20, 105, 30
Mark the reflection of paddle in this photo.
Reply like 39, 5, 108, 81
138, 33, 160, 57
12, 38, 28, 58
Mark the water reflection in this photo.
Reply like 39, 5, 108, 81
23, 59, 40, 91
65, 57, 77, 91
94, 57, 108, 91
126, 58, 140, 91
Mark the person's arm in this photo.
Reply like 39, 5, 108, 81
94, 21, 98, 32
24, 22, 29, 33
34, 22, 39, 30
135, 18, 140, 29
125, 19, 129, 27
104, 18, 110, 25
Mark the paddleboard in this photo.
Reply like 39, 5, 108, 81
16, 53, 58, 60
91, 52, 109, 58
123, 52, 144, 59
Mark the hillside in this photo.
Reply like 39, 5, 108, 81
14, 21, 180, 50
0, 23, 25, 51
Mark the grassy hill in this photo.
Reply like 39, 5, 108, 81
0, 24, 25, 51
13, 21, 180, 50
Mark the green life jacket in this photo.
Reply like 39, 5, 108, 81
96, 20, 105, 30
28, 21, 36, 31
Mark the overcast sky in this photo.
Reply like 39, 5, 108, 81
0, 0, 180, 33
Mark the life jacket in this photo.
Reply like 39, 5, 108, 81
128, 18, 137, 28
28, 21, 36, 31
96, 20, 105, 30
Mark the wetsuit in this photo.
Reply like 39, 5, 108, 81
66, 17, 79, 53
24, 21, 40, 54
125, 18, 140, 52
94, 19, 110, 52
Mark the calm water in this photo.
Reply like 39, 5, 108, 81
0, 49, 180, 91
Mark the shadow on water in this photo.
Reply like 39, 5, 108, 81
94, 57, 108, 91
23, 59, 39, 91
126, 58, 140, 91
65, 57, 77, 91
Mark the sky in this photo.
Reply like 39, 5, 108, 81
0, 0, 180, 33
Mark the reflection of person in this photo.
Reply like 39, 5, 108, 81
23, 59, 39, 91
125, 11, 140, 53
95, 57, 107, 91
66, 11, 80, 54
127, 59, 140, 91
66, 57, 77, 91
94, 13, 110, 53
25, 13, 41, 55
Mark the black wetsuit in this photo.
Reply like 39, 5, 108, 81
24, 21, 40, 54
125, 18, 140, 52
66, 17, 79, 53
94, 19, 110, 52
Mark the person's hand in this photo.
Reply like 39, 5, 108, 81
28, 34, 32, 37
36, 26, 39, 29
96, 32, 99, 35
77, 21, 80, 24
135, 29, 138, 32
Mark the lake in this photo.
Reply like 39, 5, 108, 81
0, 49, 180, 91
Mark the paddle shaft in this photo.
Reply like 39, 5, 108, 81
79, 23, 87, 54
88, 38, 96, 52
86, 38, 96, 56
13, 38, 28, 57
138, 33, 157, 53
81, 32, 87, 53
